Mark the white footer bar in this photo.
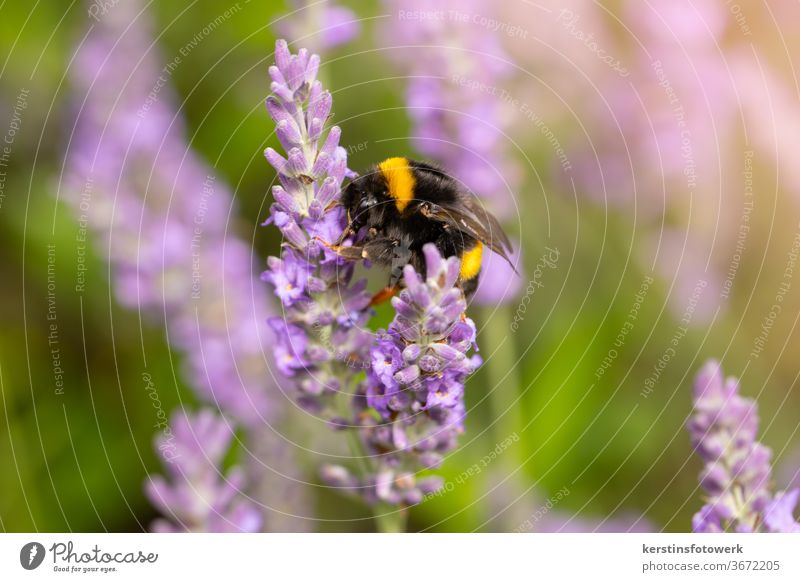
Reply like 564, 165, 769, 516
1, 533, 798, 581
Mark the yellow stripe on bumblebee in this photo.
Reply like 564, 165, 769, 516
459, 241, 483, 281
378, 157, 416, 212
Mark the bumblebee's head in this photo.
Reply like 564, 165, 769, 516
342, 168, 390, 231
343, 157, 417, 221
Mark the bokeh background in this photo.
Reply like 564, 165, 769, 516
1, 0, 799, 532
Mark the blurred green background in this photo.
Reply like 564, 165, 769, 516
1, 0, 798, 532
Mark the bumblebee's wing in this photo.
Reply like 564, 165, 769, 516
409, 162, 512, 252
419, 200, 518, 274
461, 196, 513, 252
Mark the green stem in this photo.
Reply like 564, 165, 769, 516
335, 376, 408, 533
333, 373, 371, 474
482, 305, 525, 441
373, 504, 408, 533
480, 305, 533, 531
343, 423, 372, 477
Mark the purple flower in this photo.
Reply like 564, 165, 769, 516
692, 503, 724, 534
268, 318, 311, 377
262, 39, 372, 418
145, 410, 262, 533
263, 40, 396, 512
65, 5, 310, 531
764, 489, 800, 533
688, 360, 782, 532
66, 2, 274, 426
264, 41, 422, 511
262, 252, 313, 307
324, 245, 479, 505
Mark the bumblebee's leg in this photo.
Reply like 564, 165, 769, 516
313, 236, 366, 261
315, 235, 406, 305
360, 237, 405, 266
314, 235, 403, 265
333, 209, 355, 246
333, 245, 367, 261
366, 237, 412, 306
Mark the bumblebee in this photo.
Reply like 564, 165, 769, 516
329, 157, 515, 302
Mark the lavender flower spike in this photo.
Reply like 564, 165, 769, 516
688, 360, 771, 532
145, 409, 262, 533
262, 39, 371, 415
327, 245, 481, 505
66, 3, 274, 426
688, 360, 800, 532
66, 6, 310, 531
